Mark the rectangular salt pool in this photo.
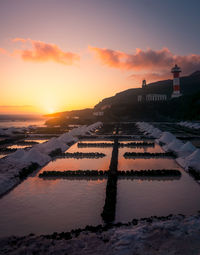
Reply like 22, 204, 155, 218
0, 177, 106, 237
119, 141, 163, 153
1, 138, 200, 238
118, 142, 178, 170
116, 169, 200, 221
7, 145, 31, 149
116, 140, 200, 220
40, 141, 112, 172
118, 158, 180, 171
24, 139, 49, 144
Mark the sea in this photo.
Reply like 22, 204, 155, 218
0, 114, 48, 128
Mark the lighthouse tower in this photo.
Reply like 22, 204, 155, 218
171, 64, 181, 98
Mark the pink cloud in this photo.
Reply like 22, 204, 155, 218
0, 48, 7, 55
13, 38, 80, 65
89, 46, 200, 75
88, 46, 126, 69
128, 72, 171, 84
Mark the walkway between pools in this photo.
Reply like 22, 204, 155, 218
38, 123, 181, 225
101, 125, 119, 223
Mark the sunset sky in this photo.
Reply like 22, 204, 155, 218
1, 0, 200, 114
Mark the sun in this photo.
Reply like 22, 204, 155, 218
42, 103, 56, 114
41, 99, 57, 114
46, 107, 55, 114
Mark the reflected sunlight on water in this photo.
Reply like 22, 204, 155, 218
24, 139, 49, 144
7, 145, 31, 149
40, 142, 112, 172
118, 158, 179, 170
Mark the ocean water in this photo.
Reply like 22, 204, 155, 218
0, 114, 47, 128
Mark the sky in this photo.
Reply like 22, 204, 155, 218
0, 0, 200, 114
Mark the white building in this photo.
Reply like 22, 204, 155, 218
137, 94, 167, 102
138, 95, 143, 102
93, 111, 104, 116
146, 94, 167, 101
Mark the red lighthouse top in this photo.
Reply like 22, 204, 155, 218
171, 64, 181, 73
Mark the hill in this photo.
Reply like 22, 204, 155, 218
45, 71, 200, 124
91, 71, 200, 121
94, 71, 200, 111
45, 108, 92, 118
45, 108, 93, 126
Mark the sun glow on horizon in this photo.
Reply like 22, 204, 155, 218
45, 107, 55, 114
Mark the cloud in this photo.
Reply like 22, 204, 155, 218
13, 38, 80, 65
128, 72, 171, 84
89, 46, 200, 75
88, 46, 126, 69
89, 46, 173, 71
0, 48, 7, 55
13, 38, 27, 43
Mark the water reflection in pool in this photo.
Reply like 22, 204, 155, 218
7, 144, 31, 149
40, 142, 112, 172
24, 139, 49, 144
118, 158, 180, 171
116, 169, 200, 221
118, 142, 177, 170
119, 141, 163, 153
1, 139, 200, 237
0, 178, 106, 237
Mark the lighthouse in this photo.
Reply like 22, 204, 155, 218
171, 64, 181, 98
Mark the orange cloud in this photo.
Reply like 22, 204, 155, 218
89, 46, 200, 75
88, 46, 126, 69
13, 38, 80, 65
89, 46, 173, 71
12, 38, 27, 43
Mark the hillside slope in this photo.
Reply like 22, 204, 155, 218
45, 71, 200, 123
94, 71, 200, 111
